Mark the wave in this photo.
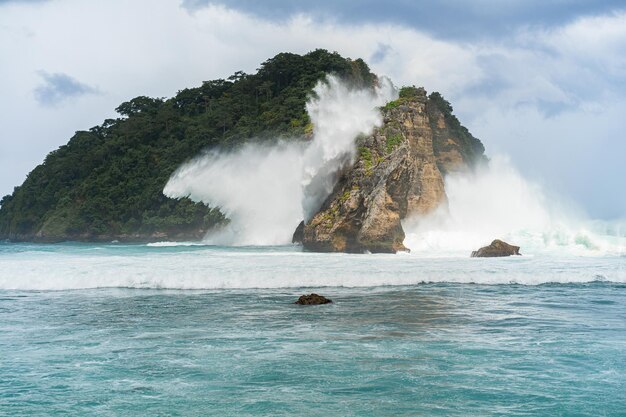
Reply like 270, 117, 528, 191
403, 156, 626, 257
0, 245, 624, 290
147, 242, 209, 247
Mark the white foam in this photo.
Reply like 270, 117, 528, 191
146, 241, 208, 247
403, 156, 626, 257
0, 247, 624, 290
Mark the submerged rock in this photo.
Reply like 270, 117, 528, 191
299, 87, 485, 253
471, 239, 521, 257
294, 293, 333, 305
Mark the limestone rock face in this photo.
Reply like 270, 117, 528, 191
300, 88, 484, 253
471, 239, 521, 257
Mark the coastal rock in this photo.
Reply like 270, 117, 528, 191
471, 239, 521, 257
292, 220, 305, 244
294, 293, 333, 305
300, 87, 485, 253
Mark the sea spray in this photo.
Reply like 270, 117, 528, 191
403, 155, 626, 256
163, 142, 305, 245
301, 76, 396, 220
164, 75, 396, 245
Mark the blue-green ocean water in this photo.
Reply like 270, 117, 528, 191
1, 243, 625, 416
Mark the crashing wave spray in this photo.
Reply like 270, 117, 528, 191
301, 76, 396, 220
403, 155, 626, 256
164, 143, 305, 245
164, 76, 396, 245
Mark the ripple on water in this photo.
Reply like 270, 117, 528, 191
0, 284, 625, 416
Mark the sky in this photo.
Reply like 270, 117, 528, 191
0, 0, 625, 219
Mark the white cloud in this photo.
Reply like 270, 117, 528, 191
0, 0, 624, 218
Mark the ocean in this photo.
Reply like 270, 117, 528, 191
1, 242, 625, 416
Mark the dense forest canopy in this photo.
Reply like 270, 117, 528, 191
0, 50, 378, 241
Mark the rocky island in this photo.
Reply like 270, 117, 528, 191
0, 50, 486, 253
297, 87, 485, 253
0, 50, 376, 243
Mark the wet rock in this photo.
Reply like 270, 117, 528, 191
299, 87, 485, 254
294, 293, 333, 305
292, 220, 305, 244
471, 239, 521, 257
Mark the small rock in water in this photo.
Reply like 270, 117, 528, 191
294, 293, 333, 305
471, 239, 521, 257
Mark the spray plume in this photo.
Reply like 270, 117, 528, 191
164, 75, 396, 245
403, 155, 626, 256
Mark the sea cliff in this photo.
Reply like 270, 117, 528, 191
298, 87, 485, 253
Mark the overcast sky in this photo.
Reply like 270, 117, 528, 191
1, 0, 625, 219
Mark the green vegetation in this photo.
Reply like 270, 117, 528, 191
339, 190, 351, 203
427, 91, 486, 164
381, 85, 425, 111
385, 133, 403, 154
0, 50, 375, 241
381, 100, 401, 112
358, 147, 373, 172
320, 205, 340, 226
398, 86, 423, 99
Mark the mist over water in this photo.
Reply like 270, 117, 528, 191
164, 142, 305, 245
300, 76, 396, 220
164, 76, 396, 245
403, 155, 626, 256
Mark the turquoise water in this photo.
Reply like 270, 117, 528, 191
1, 243, 625, 416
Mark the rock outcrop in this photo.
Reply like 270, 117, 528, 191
471, 239, 521, 257
294, 294, 333, 305
292, 220, 305, 244
299, 87, 485, 253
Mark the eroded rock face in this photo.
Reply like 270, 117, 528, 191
292, 221, 305, 244
471, 239, 521, 257
300, 87, 484, 253
294, 294, 333, 305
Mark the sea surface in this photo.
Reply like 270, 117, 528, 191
1, 242, 625, 416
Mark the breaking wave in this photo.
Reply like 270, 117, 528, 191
0, 243, 624, 290
403, 156, 626, 257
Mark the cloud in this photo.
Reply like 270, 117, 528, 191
33, 71, 99, 106
370, 43, 391, 64
182, 0, 626, 40
0, 0, 48, 5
